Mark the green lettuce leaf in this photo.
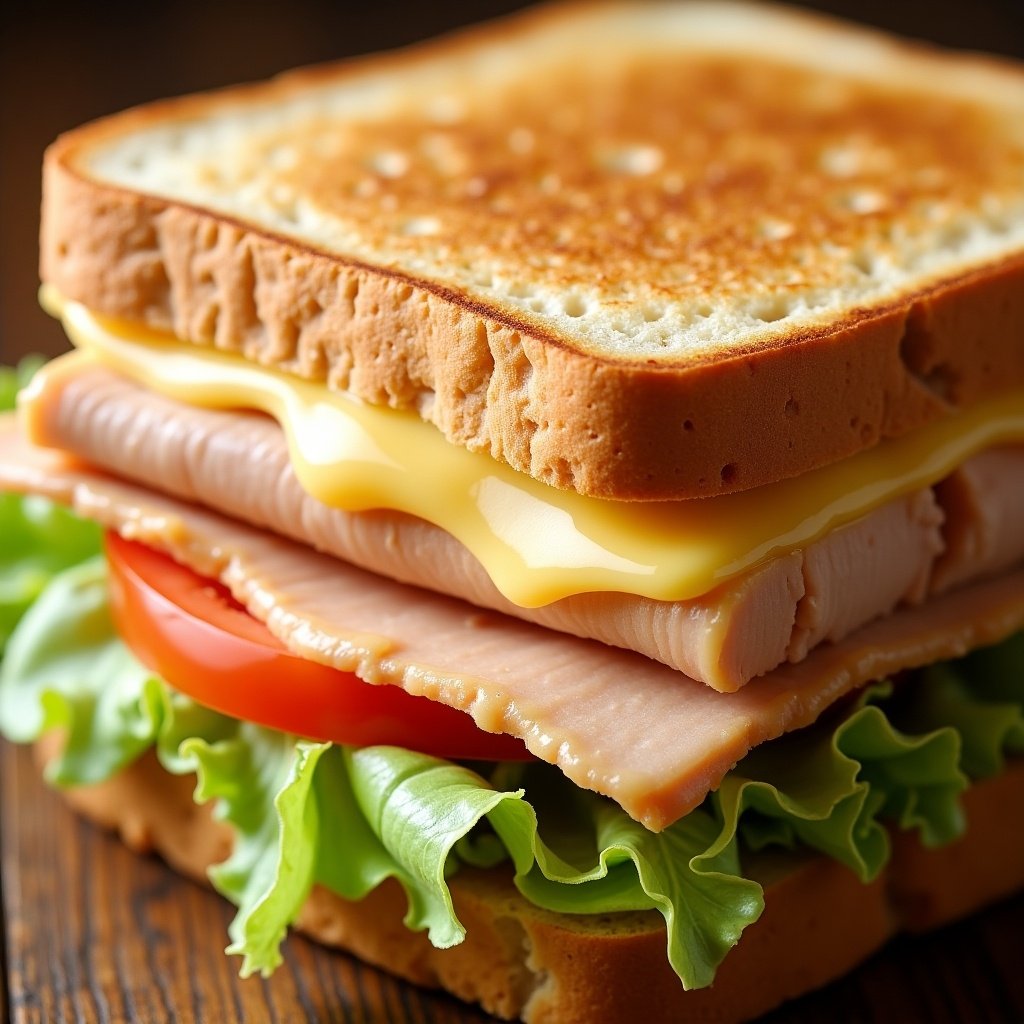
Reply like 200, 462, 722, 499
511, 794, 763, 989
898, 639, 1024, 779
0, 556, 158, 782
732, 682, 967, 866
0, 495, 102, 656
184, 731, 330, 976
1, 541, 1022, 989
341, 747, 531, 946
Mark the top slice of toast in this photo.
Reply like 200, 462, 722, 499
41, 1, 1024, 499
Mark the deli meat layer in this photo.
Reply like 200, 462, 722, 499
22, 358, 1024, 690
2, 414, 1023, 830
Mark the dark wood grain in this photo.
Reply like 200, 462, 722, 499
1, 738, 1022, 1024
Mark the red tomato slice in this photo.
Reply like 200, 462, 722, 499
105, 532, 532, 760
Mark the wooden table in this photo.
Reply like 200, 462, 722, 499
2, 739, 1021, 1023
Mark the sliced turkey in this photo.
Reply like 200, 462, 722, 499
3, 416, 1023, 831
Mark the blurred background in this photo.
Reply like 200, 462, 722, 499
2, 0, 1023, 363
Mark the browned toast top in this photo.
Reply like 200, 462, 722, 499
41, 2, 1024, 498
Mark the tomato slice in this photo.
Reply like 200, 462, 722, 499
105, 532, 532, 760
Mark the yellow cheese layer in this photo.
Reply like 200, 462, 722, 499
41, 291, 1024, 607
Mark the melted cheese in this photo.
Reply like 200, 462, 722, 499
36, 289, 1024, 607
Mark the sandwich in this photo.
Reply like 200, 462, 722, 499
1, 2, 1023, 1021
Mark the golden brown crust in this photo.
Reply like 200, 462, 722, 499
38, 2, 1024, 499
40, 738, 1024, 1024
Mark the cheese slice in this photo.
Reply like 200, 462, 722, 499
37, 289, 1024, 608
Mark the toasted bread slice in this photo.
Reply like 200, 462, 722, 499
41, 1, 1024, 499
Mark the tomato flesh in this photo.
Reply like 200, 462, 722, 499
105, 532, 532, 760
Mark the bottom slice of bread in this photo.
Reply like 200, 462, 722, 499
35, 737, 1024, 1024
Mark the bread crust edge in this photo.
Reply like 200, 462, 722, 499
40, 140, 1024, 501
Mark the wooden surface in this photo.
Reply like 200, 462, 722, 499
1, 738, 1022, 1023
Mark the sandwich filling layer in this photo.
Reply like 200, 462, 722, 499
0, 465, 1022, 993
21, 357, 1024, 691
2, 357, 1024, 997
3, 415, 1024, 831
